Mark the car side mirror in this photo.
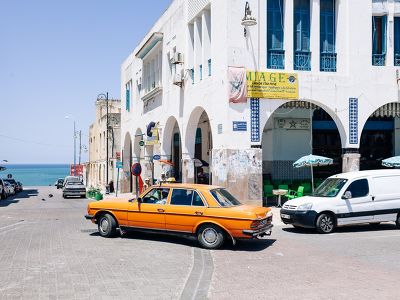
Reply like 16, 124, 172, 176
137, 197, 142, 204
342, 191, 352, 200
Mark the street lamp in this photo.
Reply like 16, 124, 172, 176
97, 93, 109, 188
241, 1, 257, 37
65, 115, 77, 176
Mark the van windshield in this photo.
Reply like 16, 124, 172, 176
312, 178, 348, 197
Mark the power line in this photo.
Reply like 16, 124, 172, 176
0, 133, 71, 148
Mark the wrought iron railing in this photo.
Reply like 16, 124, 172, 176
395, 54, 400, 66
294, 51, 311, 71
372, 54, 386, 66
320, 52, 337, 72
267, 50, 285, 69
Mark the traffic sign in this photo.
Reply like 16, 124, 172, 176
153, 155, 161, 161
139, 140, 145, 146
116, 161, 123, 169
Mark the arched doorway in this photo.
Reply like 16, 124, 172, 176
360, 102, 400, 170
184, 107, 213, 184
123, 132, 133, 193
162, 117, 182, 181
262, 101, 342, 196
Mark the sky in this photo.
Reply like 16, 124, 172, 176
0, 0, 171, 164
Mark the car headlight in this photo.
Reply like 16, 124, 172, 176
266, 210, 273, 218
297, 203, 313, 211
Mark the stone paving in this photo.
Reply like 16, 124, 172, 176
1, 187, 400, 299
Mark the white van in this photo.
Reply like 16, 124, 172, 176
280, 170, 400, 233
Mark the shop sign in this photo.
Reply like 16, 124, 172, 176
246, 71, 298, 99
139, 140, 145, 146
146, 127, 159, 145
153, 155, 161, 161
233, 121, 247, 131
275, 118, 310, 130
116, 161, 123, 169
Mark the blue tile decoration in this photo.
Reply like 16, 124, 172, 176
250, 98, 260, 142
349, 98, 358, 144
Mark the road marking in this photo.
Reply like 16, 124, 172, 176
180, 248, 213, 300
0, 220, 24, 231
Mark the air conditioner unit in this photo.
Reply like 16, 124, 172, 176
171, 52, 184, 64
173, 70, 184, 87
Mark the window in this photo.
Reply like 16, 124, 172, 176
210, 189, 242, 207
195, 128, 202, 144
199, 64, 203, 80
344, 179, 369, 198
191, 68, 195, 84
313, 178, 347, 197
170, 189, 204, 206
142, 188, 170, 204
395, 17, 400, 66
372, 15, 387, 66
125, 81, 131, 112
294, 0, 311, 70
208, 59, 212, 76
267, 0, 285, 69
320, 0, 336, 72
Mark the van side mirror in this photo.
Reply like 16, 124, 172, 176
342, 191, 352, 200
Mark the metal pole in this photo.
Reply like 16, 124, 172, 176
74, 120, 76, 176
79, 130, 82, 165
106, 92, 109, 186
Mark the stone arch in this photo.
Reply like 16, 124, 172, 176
122, 132, 133, 193
162, 116, 182, 180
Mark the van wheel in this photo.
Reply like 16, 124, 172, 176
98, 214, 117, 238
369, 222, 381, 227
197, 224, 225, 249
396, 214, 400, 229
316, 213, 335, 234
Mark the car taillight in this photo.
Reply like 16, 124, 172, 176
251, 220, 261, 228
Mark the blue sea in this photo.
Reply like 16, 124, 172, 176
0, 164, 70, 186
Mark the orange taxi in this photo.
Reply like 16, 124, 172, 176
85, 183, 273, 249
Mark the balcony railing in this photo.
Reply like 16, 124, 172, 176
320, 52, 337, 72
395, 54, 400, 66
294, 51, 311, 71
267, 50, 285, 69
372, 54, 386, 66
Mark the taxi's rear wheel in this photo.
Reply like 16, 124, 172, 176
197, 224, 225, 249
98, 214, 117, 238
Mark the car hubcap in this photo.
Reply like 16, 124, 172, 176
100, 218, 109, 233
203, 228, 218, 245
320, 216, 333, 232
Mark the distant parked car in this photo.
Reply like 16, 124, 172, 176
3, 178, 18, 193
55, 178, 64, 189
16, 182, 23, 192
63, 176, 82, 187
63, 180, 86, 198
0, 179, 6, 199
4, 181, 15, 196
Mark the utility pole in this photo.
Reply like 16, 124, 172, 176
106, 92, 109, 187
74, 120, 76, 176
79, 130, 82, 165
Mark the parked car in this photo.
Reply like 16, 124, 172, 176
55, 178, 64, 189
0, 179, 6, 199
63, 180, 86, 198
280, 169, 400, 233
63, 176, 82, 187
85, 183, 273, 249
4, 181, 15, 196
16, 182, 23, 192
3, 178, 18, 193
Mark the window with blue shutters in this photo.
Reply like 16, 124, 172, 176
320, 0, 336, 72
267, 0, 285, 69
195, 128, 202, 144
372, 15, 387, 66
125, 85, 130, 112
294, 0, 311, 70
394, 17, 400, 66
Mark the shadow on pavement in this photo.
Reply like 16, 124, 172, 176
282, 223, 398, 234
89, 230, 276, 251
0, 189, 38, 207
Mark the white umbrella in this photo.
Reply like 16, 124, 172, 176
293, 154, 333, 192
382, 156, 400, 168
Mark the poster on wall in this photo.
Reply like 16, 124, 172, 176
146, 127, 159, 145
228, 66, 247, 103
246, 71, 298, 99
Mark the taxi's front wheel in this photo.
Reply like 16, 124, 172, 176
98, 214, 117, 238
197, 224, 225, 249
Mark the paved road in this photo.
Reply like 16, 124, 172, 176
0, 187, 399, 299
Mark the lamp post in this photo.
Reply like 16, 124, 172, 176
65, 116, 77, 176
241, 1, 257, 37
97, 93, 109, 188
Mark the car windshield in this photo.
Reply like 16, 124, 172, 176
210, 189, 242, 207
312, 178, 348, 197
4, 179, 16, 184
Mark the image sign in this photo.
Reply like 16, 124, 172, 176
233, 121, 247, 131
153, 155, 161, 161
116, 161, 123, 169
246, 71, 298, 100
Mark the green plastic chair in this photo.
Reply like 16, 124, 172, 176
286, 186, 304, 200
264, 185, 274, 198
278, 184, 289, 191
302, 182, 312, 195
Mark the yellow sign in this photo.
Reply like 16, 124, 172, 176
246, 71, 298, 99
145, 127, 159, 145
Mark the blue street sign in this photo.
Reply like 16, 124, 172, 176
116, 161, 123, 169
153, 155, 161, 161
233, 121, 247, 131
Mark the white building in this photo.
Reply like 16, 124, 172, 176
120, 0, 400, 203
87, 99, 121, 190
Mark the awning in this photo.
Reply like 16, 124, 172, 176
135, 32, 163, 60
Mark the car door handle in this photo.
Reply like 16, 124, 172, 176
195, 211, 203, 215
372, 196, 375, 201
157, 208, 165, 213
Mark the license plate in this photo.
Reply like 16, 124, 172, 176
281, 214, 291, 219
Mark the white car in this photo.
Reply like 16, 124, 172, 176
4, 181, 15, 196
280, 169, 400, 233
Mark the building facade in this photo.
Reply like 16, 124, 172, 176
87, 99, 121, 189
121, 0, 400, 203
